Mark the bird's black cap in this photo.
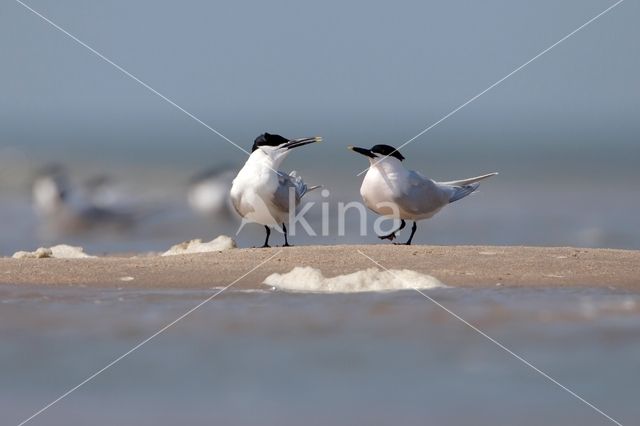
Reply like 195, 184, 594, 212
370, 144, 405, 161
252, 133, 289, 152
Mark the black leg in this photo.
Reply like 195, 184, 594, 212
403, 221, 417, 245
282, 223, 293, 247
261, 225, 271, 248
378, 219, 406, 241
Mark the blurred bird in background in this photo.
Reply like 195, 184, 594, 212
31, 165, 145, 237
187, 166, 237, 220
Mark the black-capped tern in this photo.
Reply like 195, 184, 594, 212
230, 133, 322, 247
350, 144, 497, 245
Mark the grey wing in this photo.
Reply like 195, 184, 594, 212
272, 170, 319, 214
396, 171, 451, 216
271, 172, 301, 213
445, 182, 480, 203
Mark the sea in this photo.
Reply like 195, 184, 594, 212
1, 284, 638, 425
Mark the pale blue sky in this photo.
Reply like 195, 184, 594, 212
1, 0, 638, 180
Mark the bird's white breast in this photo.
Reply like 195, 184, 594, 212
230, 156, 285, 226
360, 160, 448, 221
360, 165, 407, 218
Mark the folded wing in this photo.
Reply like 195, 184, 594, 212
272, 171, 319, 213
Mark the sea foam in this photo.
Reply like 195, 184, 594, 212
162, 235, 236, 256
12, 244, 95, 259
264, 266, 444, 293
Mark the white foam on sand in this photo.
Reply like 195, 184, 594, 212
12, 245, 95, 259
263, 266, 444, 293
162, 235, 236, 256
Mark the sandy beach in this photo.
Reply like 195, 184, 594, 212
2, 245, 639, 290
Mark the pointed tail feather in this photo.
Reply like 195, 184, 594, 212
440, 172, 498, 187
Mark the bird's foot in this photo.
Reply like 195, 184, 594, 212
282, 243, 294, 247
378, 233, 396, 241
258, 244, 271, 248
393, 242, 412, 246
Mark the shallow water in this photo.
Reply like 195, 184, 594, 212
1, 284, 638, 425
3, 180, 640, 256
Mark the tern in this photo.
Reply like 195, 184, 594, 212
349, 144, 497, 245
83, 174, 132, 209
32, 165, 140, 235
230, 133, 322, 247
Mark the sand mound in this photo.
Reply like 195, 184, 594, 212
162, 235, 236, 256
264, 266, 444, 293
12, 245, 95, 259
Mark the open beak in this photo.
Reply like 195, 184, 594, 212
282, 136, 323, 150
348, 146, 376, 158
